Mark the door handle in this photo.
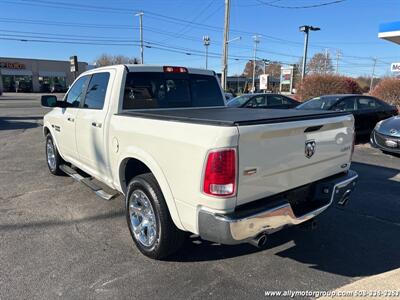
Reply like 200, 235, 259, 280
91, 122, 102, 128
67, 117, 75, 122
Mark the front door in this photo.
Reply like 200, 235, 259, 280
57, 76, 89, 160
75, 72, 111, 176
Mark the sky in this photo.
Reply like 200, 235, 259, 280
1, 0, 400, 77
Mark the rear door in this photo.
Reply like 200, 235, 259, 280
56, 75, 89, 160
236, 114, 354, 206
75, 71, 112, 175
355, 96, 381, 134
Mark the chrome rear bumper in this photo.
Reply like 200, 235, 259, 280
198, 170, 358, 245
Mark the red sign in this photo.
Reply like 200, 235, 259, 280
0, 61, 26, 69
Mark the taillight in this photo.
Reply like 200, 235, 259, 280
163, 66, 188, 73
203, 148, 236, 197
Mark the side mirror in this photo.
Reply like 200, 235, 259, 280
41, 95, 59, 107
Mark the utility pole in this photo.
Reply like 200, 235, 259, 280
299, 25, 320, 80
221, 0, 230, 91
135, 12, 144, 64
370, 57, 377, 92
324, 48, 329, 73
203, 36, 210, 69
251, 35, 260, 93
336, 50, 342, 74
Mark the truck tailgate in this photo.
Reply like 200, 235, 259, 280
236, 114, 354, 206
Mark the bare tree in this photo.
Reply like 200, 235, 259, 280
307, 52, 334, 74
242, 60, 265, 78
94, 54, 140, 67
265, 62, 282, 78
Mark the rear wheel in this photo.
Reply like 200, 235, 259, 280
45, 134, 64, 175
125, 173, 185, 259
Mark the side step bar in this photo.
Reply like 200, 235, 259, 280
60, 164, 118, 201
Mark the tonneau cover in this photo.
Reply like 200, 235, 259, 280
117, 107, 351, 126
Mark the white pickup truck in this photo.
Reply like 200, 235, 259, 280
41, 65, 358, 259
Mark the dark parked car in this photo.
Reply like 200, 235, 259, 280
40, 83, 51, 93
51, 84, 67, 93
296, 94, 398, 135
224, 92, 234, 101
17, 81, 32, 93
370, 115, 400, 154
227, 93, 299, 109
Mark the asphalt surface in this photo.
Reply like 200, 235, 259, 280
1, 93, 400, 299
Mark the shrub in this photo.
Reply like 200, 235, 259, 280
371, 77, 400, 106
296, 74, 362, 101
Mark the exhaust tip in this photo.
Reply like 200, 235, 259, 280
258, 235, 267, 247
249, 233, 268, 248
338, 189, 352, 206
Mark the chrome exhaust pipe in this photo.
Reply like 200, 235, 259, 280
249, 233, 268, 248
338, 189, 352, 206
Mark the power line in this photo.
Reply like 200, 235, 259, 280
255, 0, 346, 9
0, 29, 134, 41
0, 2, 395, 67
161, 0, 218, 43
1, 0, 132, 14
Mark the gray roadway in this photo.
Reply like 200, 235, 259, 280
1, 94, 400, 299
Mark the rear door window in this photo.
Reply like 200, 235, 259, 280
268, 95, 285, 106
123, 72, 224, 109
82, 72, 110, 110
356, 97, 382, 110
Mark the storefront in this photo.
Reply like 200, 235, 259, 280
0, 57, 88, 93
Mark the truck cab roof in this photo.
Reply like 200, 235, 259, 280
88, 64, 215, 76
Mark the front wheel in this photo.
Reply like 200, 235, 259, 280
45, 134, 64, 175
125, 173, 186, 259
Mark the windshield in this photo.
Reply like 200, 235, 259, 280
123, 72, 224, 109
227, 95, 252, 107
296, 96, 340, 110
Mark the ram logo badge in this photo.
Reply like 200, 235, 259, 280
305, 140, 316, 159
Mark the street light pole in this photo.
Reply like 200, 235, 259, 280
252, 35, 260, 93
203, 36, 210, 69
299, 25, 320, 80
135, 12, 144, 64
221, 0, 231, 91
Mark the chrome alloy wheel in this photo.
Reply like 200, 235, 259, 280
46, 139, 56, 171
128, 190, 157, 247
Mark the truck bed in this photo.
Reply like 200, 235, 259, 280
117, 107, 351, 126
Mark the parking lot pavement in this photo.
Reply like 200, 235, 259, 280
1, 94, 400, 299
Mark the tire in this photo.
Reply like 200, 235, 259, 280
45, 133, 64, 175
125, 173, 186, 259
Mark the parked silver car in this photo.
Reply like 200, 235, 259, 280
370, 115, 400, 154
